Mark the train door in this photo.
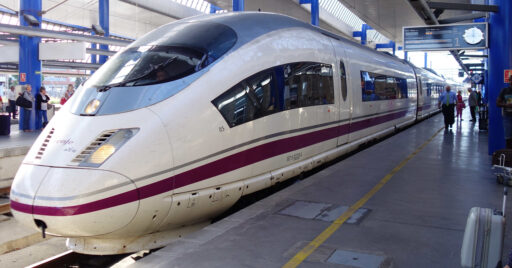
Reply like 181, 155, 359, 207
417, 76, 424, 118
333, 48, 351, 145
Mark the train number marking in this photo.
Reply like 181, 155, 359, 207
287, 152, 302, 162
64, 147, 77, 153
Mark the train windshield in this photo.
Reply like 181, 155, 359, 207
87, 22, 237, 89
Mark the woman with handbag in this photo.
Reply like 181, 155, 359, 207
21, 85, 34, 132
35, 86, 50, 130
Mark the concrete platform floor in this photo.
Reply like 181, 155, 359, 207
131, 112, 509, 267
0, 124, 39, 152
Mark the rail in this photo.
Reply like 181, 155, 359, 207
27, 251, 130, 268
0, 187, 9, 215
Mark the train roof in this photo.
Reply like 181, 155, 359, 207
143, 12, 405, 63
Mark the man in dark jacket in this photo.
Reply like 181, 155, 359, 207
468, 88, 478, 122
438, 86, 456, 129
497, 76, 512, 148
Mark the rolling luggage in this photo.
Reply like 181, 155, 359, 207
479, 105, 488, 131
461, 183, 507, 268
0, 114, 9, 136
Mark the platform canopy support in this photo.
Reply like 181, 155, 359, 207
299, 0, 319, 26
375, 41, 396, 55
489, 0, 512, 153
99, 0, 109, 64
19, 0, 42, 131
352, 24, 372, 45
233, 0, 244, 11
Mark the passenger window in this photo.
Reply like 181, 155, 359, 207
340, 61, 347, 102
246, 72, 278, 118
361, 71, 408, 102
212, 69, 279, 127
283, 62, 334, 109
213, 62, 335, 128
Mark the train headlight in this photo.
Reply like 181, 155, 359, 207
73, 128, 139, 167
84, 99, 101, 115
89, 144, 116, 164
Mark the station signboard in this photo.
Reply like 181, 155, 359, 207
403, 22, 487, 51
0, 62, 18, 71
505, 70, 512, 83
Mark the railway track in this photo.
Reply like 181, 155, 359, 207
27, 249, 158, 267
27, 250, 130, 268
0, 202, 9, 215
0, 187, 10, 215
0, 187, 9, 195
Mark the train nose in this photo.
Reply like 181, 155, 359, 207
10, 164, 139, 237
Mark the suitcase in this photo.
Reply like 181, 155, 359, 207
479, 118, 488, 130
479, 105, 488, 130
461, 184, 507, 267
0, 115, 10, 136
479, 105, 489, 120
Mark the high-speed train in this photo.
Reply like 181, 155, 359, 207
10, 12, 450, 254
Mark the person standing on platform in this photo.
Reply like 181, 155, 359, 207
438, 85, 456, 129
35, 86, 49, 130
7, 86, 17, 119
61, 84, 75, 105
468, 88, 478, 122
476, 89, 482, 106
456, 90, 465, 121
496, 76, 512, 148
21, 85, 34, 132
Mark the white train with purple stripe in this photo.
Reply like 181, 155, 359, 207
10, 12, 449, 254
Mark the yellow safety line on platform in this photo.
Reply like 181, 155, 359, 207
283, 127, 444, 268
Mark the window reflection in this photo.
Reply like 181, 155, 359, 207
360, 71, 409, 102
213, 62, 334, 128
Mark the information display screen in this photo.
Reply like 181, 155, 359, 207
403, 23, 487, 51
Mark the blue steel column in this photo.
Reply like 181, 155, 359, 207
232, 0, 244, 11
210, 4, 220, 13
99, 0, 109, 64
424, 53, 428, 68
90, 32, 97, 75
19, 0, 42, 131
310, 0, 319, 26
299, 0, 319, 26
361, 24, 369, 45
489, 0, 512, 153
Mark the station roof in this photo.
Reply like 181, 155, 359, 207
337, 0, 473, 43
0, 0, 475, 45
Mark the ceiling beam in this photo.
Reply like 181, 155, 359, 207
0, 23, 131, 46
438, 12, 487, 24
86, 48, 116, 56
427, 2, 499, 13
43, 60, 101, 70
464, 63, 484, 67
119, 0, 202, 20
461, 54, 488, 58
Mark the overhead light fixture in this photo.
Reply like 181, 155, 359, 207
23, 14, 40, 27
92, 24, 105, 36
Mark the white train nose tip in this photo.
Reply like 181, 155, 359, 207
11, 164, 139, 237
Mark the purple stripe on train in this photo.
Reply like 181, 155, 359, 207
11, 109, 410, 216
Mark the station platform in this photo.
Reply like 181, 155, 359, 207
0, 124, 38, 188
131, 112, 511, 268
